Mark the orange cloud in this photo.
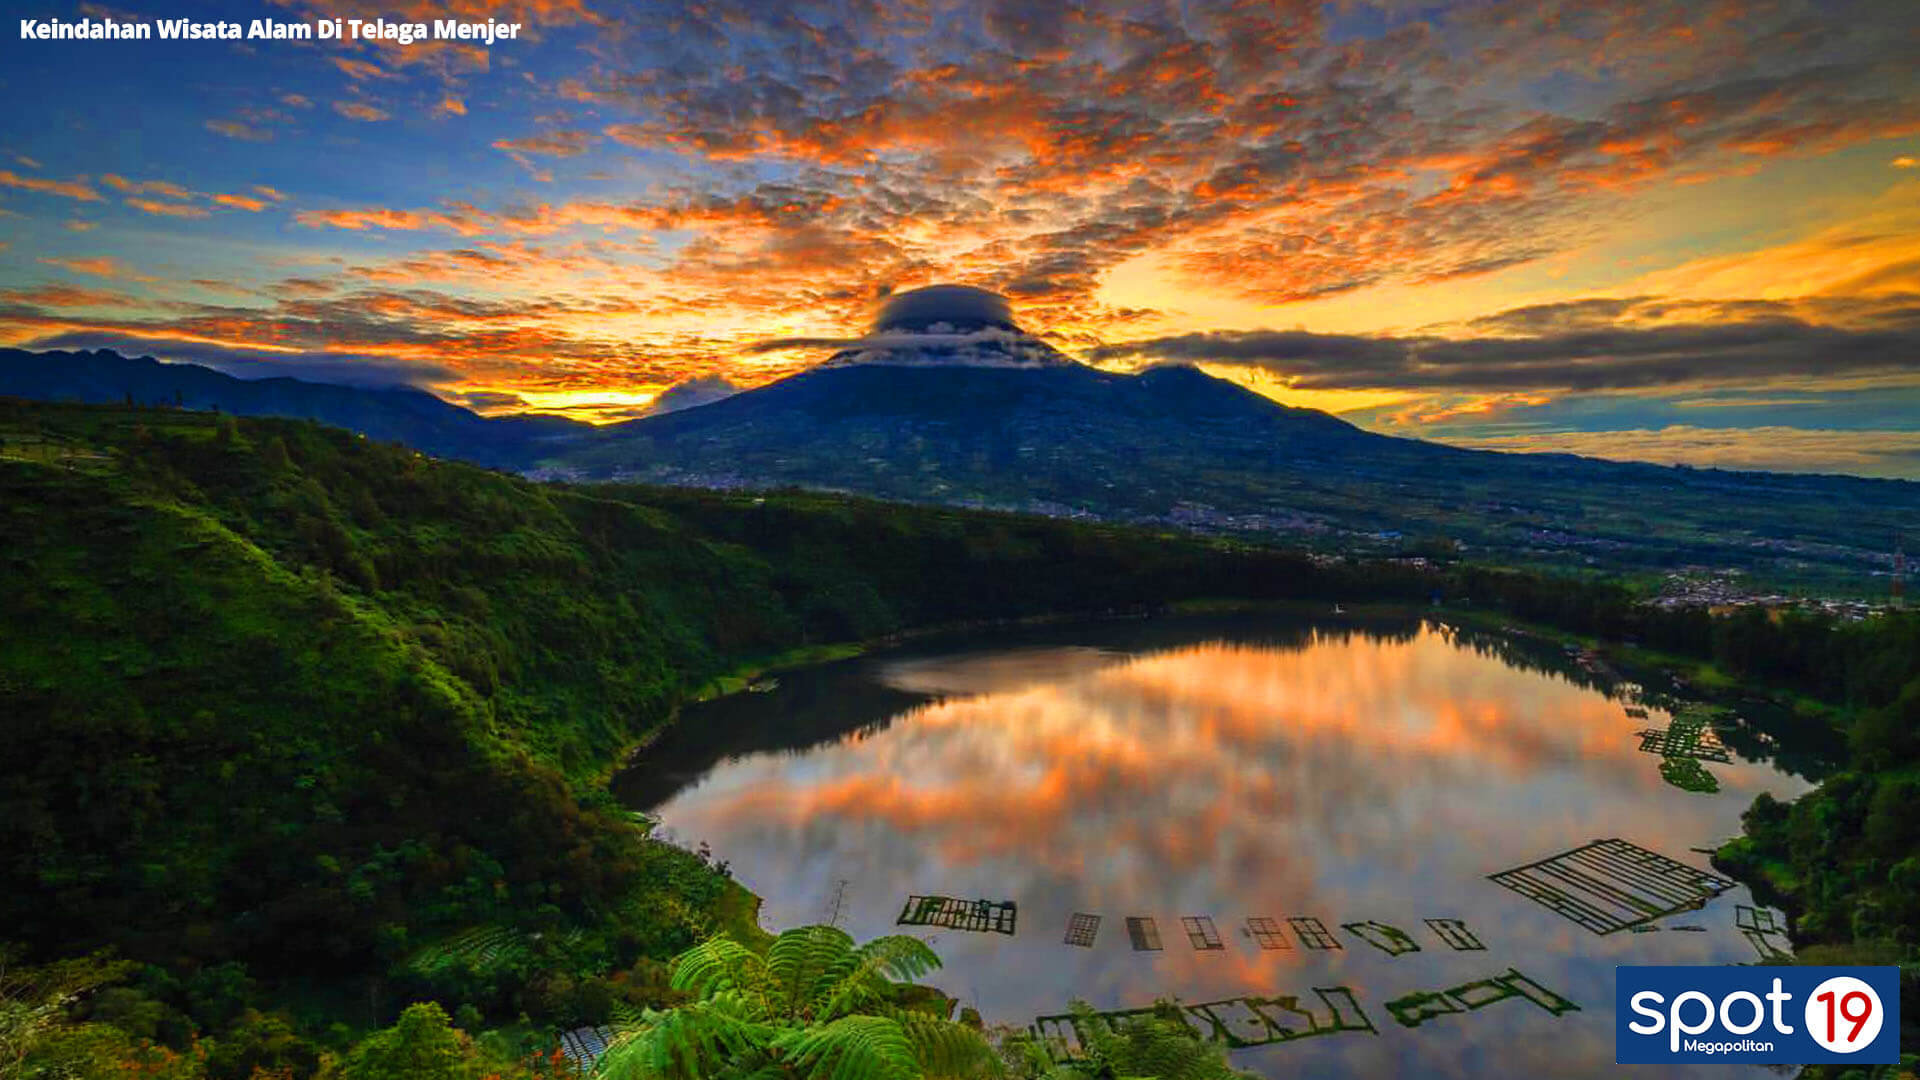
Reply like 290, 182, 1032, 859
294, 205, 497, 235
333, 101, 390, 122
38, 256, 146, 280
1390, 392, 1553, 426
205, 120, 271, 142
100, 174, 193, 199
0, 285, 131, 307
493, 130, 596, 157
330, 57, 392, 81
125, 197, 210, 218
1626, 184, 1920, 302
0, 169, 101, 202
212, 193, 270, 212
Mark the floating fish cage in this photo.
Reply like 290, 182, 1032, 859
1488, 838, 1734, 935
897, 894, 1018, 935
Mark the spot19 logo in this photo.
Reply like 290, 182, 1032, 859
1616, 966, 1898, 1064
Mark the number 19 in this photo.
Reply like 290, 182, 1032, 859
1817, 989, 1873, 1043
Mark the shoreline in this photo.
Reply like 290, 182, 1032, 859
614, 597, 1818, 962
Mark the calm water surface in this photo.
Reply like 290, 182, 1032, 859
613, 616, 1822, 1078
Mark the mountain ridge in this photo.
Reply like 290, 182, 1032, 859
567, 360, 1916, 576
5, 345, 1916, 586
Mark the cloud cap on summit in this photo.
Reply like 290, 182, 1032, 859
750, 285, 1073, 369
872, 285, 1020, 334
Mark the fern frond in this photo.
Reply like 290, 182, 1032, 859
1069, 1000, 1250, 1080
818, 935, 941, 1018
596, 997, 774, 1080
771, 1014, 922, 1080
608, 1000, 648, 1027
893, 1012, 1001, 1079
850, 935, 942, 984
670, 935, 769, 1007
766, 925, 856, 1018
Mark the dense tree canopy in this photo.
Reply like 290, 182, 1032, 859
5, 399, 1918, 1074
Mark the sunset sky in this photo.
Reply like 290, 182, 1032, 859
1, 0, 1917, 475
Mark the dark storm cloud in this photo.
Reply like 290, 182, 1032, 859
1090, 301, 1920, 392
744, 329, 1041, 354
1467, 299, 1662, 336
453, 389, 533, 410
647, 374, 742, 413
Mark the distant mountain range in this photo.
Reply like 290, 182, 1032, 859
0, 348, 590, 469
552, 359, 1916, 582
5, 341, 1915, 585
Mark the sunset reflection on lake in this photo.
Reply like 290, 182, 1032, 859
620, 618, 1811, 1078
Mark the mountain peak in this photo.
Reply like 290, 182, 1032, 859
821, 284, 1074, 370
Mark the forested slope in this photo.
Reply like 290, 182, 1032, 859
2, 399, 1401, 983
7, 398, 1918, 1075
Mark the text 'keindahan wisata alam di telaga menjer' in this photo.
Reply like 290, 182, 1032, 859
18, 17, 523, 45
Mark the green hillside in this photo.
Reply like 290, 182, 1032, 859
7, 398, 1917, 1076
1, 400, 1402, 983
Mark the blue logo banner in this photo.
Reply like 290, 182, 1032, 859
1616, 965, 1900, 1064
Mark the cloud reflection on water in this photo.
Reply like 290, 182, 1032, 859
652, 623, 1806, 1078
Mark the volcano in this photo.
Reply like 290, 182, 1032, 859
548, 286, 1918, 579
4, 287, 1913, 580
561, 283, 1384, 506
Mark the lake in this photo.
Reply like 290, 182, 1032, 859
612, 614, 1823, 1078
